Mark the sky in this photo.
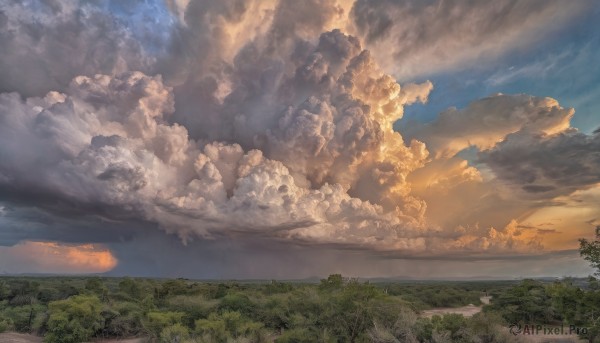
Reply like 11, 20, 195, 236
0, 0, 599, 279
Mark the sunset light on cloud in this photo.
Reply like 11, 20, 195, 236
0, 0, 599, 279
0, 241, 117, 274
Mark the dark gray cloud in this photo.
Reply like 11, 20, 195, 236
0, 0, 162, 97
105, 234, 593, 279
480, 129, 600, 198
0, 203, 149, 247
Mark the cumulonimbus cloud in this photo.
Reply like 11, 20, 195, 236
0, 67, 536, 255
0, 0, 594, 264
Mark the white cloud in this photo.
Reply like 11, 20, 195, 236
403, 94, 574, 158
350, 0, 592, 80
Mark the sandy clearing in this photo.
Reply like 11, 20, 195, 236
420, 296, 491, 318
420, 303, 483, 318
0, 333, 42, 343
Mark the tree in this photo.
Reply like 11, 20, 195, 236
580, 226, 600, 276
0, 314, 10, 333
547, 281, 586, 324
119, 278, 143, 300
487, 279, 552, 324
218, 293, 255, 316
0, 281, 9, 300
85, 277, 108, 301
45, 295, 104, 343
195, 311, 264, 342
143, 311, 184, 338
319, 274, 344, 291
160, 323, 189, 343
466, 312, 508, 343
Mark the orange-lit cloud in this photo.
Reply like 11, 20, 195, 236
0, 241, 117, 274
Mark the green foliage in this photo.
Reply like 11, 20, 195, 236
159, 279, 192, 298
45, 295, 103, 343
275, 327, 320, 343
264, 280, 294, 295
218, 293, 255, 316
0, 312, 12, 333
119, 277, 143, 300
369, 307, 419, 343
31, 311, 48, 335
56, 281, 80, 299
8, 280, 40, 298
319, 274, 344, 291
319, 279, 383, 341
580, 226, 600, 276
486, 279, 553, 324
103, 301, 144, 337
37, 288, 60, 303
384, 283, 483, 310
466, 312, 509, 343
256, 295, 291, 331
546, 280, 586, 324
0, 281, 9, 300
160, 323, 189, 343
144, 311, 185, 338
195, 313, 228, 343
1, 303, 46, 332
85, 277, 108, 301
195, 311, 264, 342
579, 318, 600, 343
432, 313, 467, 339
165, 295, 217, 327
0, 274, 599, 343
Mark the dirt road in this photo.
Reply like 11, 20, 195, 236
420, 296, 491, 318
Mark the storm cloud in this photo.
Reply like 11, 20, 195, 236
0, 0, 597, 277
480, 129, 600, 198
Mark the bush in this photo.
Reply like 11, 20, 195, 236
275, 328, 318, 343
44, 295, 103, 343
160, 323, 189, 343
195, 311, 265, 342
102, 302, 144, 337
0, 281, 9, 300
165, 295, 218, 327
2, 304, 45, 332
219, 293, 255, 316
0, 313, 12, 333
143, 311, 185, 338
118, 278, 143, 300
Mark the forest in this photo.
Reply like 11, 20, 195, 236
0, 274, 598, 343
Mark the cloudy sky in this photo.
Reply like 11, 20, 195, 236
0, 0, 599, 279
